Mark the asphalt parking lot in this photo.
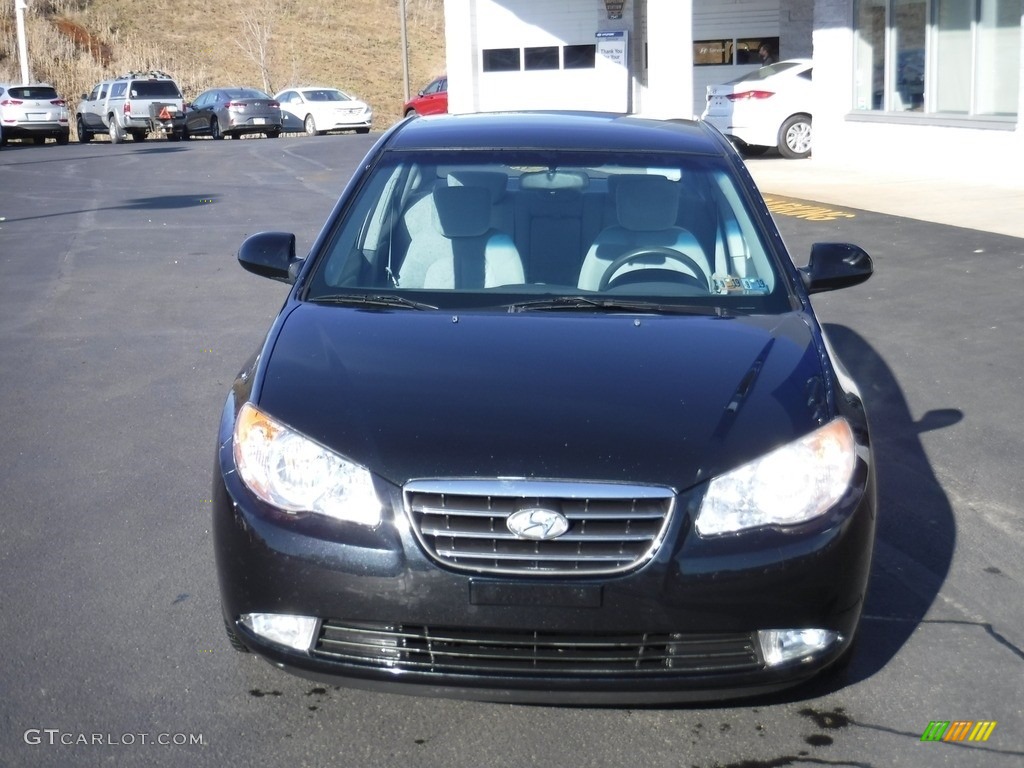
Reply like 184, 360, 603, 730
1, 135, 1022, 767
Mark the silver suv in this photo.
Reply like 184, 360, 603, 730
0, 83, 70, 146
77, 71, 186, 143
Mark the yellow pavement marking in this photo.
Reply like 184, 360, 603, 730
764, 196, 856, 222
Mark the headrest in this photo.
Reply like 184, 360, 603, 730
447, 171, 508, 202
615, 176, 680, 231
432, 185, 492, 238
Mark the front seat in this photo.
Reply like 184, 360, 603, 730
399, 185, 524, 289
577, 175, 711, 291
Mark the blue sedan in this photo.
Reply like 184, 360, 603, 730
212, 111, 875, 704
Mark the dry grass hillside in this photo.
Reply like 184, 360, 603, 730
0, 0, 445, 132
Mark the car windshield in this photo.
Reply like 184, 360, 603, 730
304, 89, 350, 102
306, 149, 789, 313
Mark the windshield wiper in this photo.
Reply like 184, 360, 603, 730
308, 293, 438, 310
507, 296, 730, 316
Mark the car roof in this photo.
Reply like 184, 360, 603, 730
223, 87, 269, 94
275, 86, 347, 93
386, 112, 726, 155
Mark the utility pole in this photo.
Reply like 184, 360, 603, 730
15, 0, 31, 84
398, 0, 410, 102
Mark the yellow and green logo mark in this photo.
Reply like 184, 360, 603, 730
921, 721, 997, 742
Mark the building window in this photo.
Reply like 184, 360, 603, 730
854, 0, 1020, 117
694, 37, 779, 66
737, 38, 776, 65
483, 48, 522, 72
694, 40, 732, 66
524, 46, 560, 71
482, 45, 598, 73
564, 44, 597, 69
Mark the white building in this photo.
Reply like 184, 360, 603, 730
442, 0, 1023, 176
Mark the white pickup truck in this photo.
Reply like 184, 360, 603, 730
76, 71, 186, 143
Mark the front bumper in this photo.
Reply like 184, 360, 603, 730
213, 424, 875, 704
322, 111, 372, 131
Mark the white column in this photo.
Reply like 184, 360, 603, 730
642, 0, 693, 117
445, 0, 478, 114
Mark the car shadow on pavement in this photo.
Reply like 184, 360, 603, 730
125, 145, 190, 154
790, 323, 961, 700
118, 194, 221, 210
1, 193, 221, 223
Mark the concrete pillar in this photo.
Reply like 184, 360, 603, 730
643, 0, 694, 117
446, 0, 478, 113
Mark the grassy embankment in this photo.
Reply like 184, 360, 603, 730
0, 0, 446, 136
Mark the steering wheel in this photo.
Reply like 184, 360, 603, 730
597, 246, 710, 291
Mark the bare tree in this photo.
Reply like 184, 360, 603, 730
237, 2, 276, 94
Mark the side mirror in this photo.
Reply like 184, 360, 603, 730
800, 243, 873, 294
237, 231, 301, 283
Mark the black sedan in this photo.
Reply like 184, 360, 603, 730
213, 111, 876, 704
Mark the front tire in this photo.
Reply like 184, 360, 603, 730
356, 127, 370, 134
224, 618, 250, 653
76, 117, 93, 143
303, 114, 317, 136
778, 114, 812, 159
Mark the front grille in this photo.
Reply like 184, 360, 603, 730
403, 479, 675, 576
314, 621, 761, 677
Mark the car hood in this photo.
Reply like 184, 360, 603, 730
254, 305, 830, 490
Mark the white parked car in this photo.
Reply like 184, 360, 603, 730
701, 59, 812, 159
274, 87, 372, 136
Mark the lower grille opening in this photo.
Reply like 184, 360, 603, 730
313, 620, 761, 677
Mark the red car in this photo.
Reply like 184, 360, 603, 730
403, 75, 447, 117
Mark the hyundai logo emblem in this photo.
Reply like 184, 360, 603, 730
506, 507, 569, 541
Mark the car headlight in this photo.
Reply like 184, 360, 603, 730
232, 402, 382, 527
696, 418, 856, 536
